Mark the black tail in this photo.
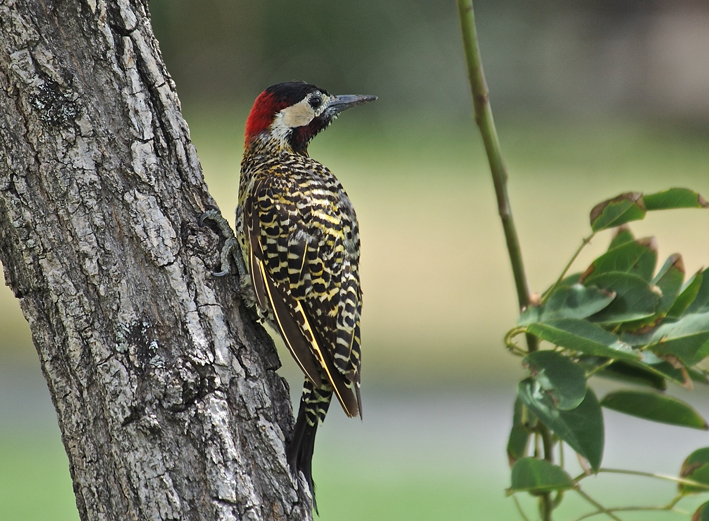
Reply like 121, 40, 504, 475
287, 380, 332, 513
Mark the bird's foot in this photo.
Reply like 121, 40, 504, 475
199, 206, 234, 240
199, 207, 240, 277
213, 237, 238, 277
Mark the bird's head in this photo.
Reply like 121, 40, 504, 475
245, 81, 376, 154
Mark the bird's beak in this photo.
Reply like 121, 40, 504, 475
325, 94, 377, 116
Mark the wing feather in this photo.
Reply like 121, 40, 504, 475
258, 259, 323, 388
246, 166, 362, 417
248, 234, 269, 312
245, 186, 323, 387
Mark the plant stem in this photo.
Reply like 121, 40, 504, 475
457, 2, 549, 519
570, 505, 686, 521
539, 491, 554, 520
456, 0, 533, 318
574, 489, 623, 521
578, 468, 709, 492
539, 427, 556, 518
541, 232, 596, 304
512, 494, 532, 521
504, 327, 528, 356
570, 493, 689, 521
584, 358, 614, 379
664, 493, 684, 510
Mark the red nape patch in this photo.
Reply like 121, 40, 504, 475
245, 91, 285, 144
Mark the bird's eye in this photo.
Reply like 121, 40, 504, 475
309, 95, 322, 109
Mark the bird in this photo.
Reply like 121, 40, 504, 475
234, 81, 376, 505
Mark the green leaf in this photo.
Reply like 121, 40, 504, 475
602, 362, 668, 390
524, 351, 587, 410
507, 398, 535, 465
635, 351, 708, 388
693, 502, 709, 521
583, 238, 658, 283
541, 273, 582, 300
686, 268, 709, 315
691, 369, 709, 386
623, 254, 686, 331
526, 318, 640, 362
667, 271, 704, 320
509, 458, 575, 494
651, 311, 709, 366
590, 192, 646, 231
652, 254, 686, 317
608, 225, 635, 250
519, 381, 604, 471
601, 390, 708, 430
621, 330, 654, 347
643, 188, 709, 211
540, 284, 615, 321
584, 272, 660, 324
579, 356, 666, 390
558, 272, 582, 286
517, 305, 541, 326
680, 448, 709, 494
639, 358, 692, 388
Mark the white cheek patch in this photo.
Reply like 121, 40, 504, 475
281, 100, 316, 128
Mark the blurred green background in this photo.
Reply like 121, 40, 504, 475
3, 1, 709, 519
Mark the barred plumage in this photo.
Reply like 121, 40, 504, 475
234, 82, 375, 505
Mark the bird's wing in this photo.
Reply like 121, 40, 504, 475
244, 178, 323, 389
245, 173, 361, 417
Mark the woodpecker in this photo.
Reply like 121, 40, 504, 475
232, 81, 375, 503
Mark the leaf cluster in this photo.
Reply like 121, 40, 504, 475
506, 188, 709, 519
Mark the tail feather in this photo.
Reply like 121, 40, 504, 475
287, 380, 332, 513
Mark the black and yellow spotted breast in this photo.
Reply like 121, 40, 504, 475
237, 153, 362, 417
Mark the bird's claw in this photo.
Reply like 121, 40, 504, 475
199, 206, 229, 234
215, 237, 240, 277
199, 208, 242, 277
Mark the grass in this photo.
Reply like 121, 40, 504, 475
0, 434, 78, 521
315, 468, 512, 521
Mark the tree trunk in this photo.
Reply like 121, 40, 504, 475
0, 1, 311, 519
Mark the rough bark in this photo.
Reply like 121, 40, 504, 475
0, 1, 312, 519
